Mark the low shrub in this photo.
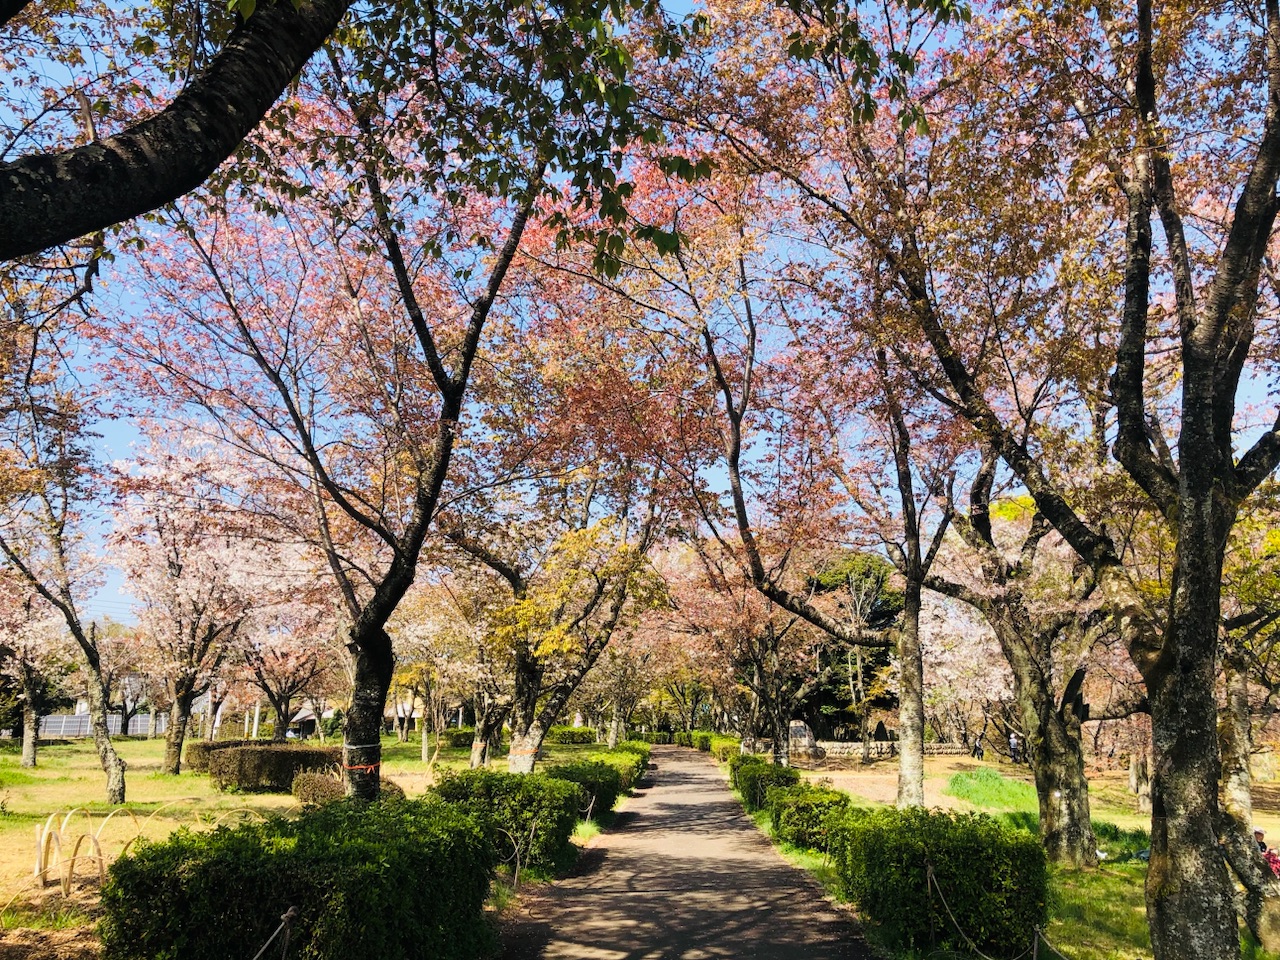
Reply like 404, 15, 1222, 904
547, 726, 596, 745
713, 742, 739, 762
431, 769, 584, 874
672, 731, 692, 747
446, 728, 475, 749
583, 749, 646, 792
544, 761, 623, 818
612, 741, 651, 783
208, 744, 341, 793
767, 783, 849, 850
183, 739, 250, 775
291, 772, 406, 807
291, 771, 344, 806
695, 733, 712, 752
99, 800, 495, 960
727, 753, 768, 791
736, 762, 801, 812
828, 807, 1048, 958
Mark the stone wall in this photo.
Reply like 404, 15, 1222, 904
815, 741, 969, 759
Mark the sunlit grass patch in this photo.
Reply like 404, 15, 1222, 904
944, 767, 1038, 812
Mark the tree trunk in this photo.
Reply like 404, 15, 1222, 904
85, 670, 126, 803
769, 702, 790, 768
1144, 564, 1238, 960
19, 663, 39, 768
1031, 707, 1096, 867
162, 679, 197, 775
343, 626, 394, 800
608, 707, 623, 749
470, 700, 507, 769
20, 699, 37, 768
1219, 649, 1280, 951
508, 721, 545, 774
148, 705, 157, 739
896, 581, 926, 807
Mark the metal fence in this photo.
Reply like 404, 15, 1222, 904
39, 713, 168, 737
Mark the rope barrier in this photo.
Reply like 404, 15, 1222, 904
250, 905, 297, 960
341, 762, 381, 772
924, 863, 1056, 960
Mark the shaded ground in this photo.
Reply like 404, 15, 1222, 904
500, 746, 870, 960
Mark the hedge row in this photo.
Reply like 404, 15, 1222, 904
183, 739, 251, 774
99, 800, 496, 960
431, 769, 584, 874
768, 783, 849, 849
734, 758, 801, 812
208, 744, 341, 792
828, 807, 1048, 958
290, 772, 405, 806
546, 726, 597, 744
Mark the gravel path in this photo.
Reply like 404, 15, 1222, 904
499, 746, 871, 959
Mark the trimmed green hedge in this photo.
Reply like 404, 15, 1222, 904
727, 753, 768, 790
291, 773, 405, 806
446, 728, 475, 748
767, 783, 849, 850
695, 733, 712, 752
431, 769, 583, 874
545, 761, 623, 818
208, 744, 341, 793
183, 739, 251, 774
613, 741, 651, 780
99, 800, 495, 960
547, 726, 596, 744
736, 762, 801, 812
828, 807, 1048, 958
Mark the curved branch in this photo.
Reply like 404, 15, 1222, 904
0, 0, 354, 260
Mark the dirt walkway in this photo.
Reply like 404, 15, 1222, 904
500, 746, 870, 959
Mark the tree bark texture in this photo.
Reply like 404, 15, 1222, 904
84, 667, 126, 803
162, 681, 197, 775
344, 626, 394, 800
895, 582, 926, 807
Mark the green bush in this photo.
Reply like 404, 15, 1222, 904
768, 783, 850, 850
634, 731, 671, 744
431, 769, 584, 874
544, 761, 623, 818
99, 800, 495, 960
713, 742, 739, 762
695, 733, 712, 752
736, 762, 801, 812
581, 748, 646, 792
291, 772, 344, 806
208, 745, 341, 793
612, 741, 651, 783
183, 739, 250, 774
727, 753, 769, 790
292, 773, 405, 806
547, 726, 596, 744
828, 807, 1048, 958
673, 731, 692, 747
446, 728, 475, 748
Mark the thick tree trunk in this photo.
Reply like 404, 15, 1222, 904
896, 582, 926, 807
1144, 545, 1238, 960
21, 699, 37, 768
343, 626, 394, 800
1031, 708, 1096, 867
608, 708, 623, 749
84, 671, 126, 803
508, 722, 545, 774
162, 683, 197, 775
